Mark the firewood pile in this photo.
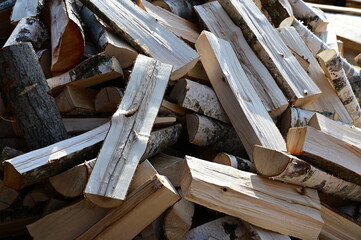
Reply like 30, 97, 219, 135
0, 0, 361, 239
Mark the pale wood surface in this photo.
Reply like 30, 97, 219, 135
196, 31, 286, 159
80, 0, 199, 80
149, 153, 183, 187
10, 0, 44, 23
62, 117, 109, 134
160, 99, 186, 116
84, 55, 171, 207
308, 2, 361, 16
94, 87, 123, 114
241, 221, 291, 240
195, 1, 288, 117
181, 156, 323, 240
213, 152, 255, 173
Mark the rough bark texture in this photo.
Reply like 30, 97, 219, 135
0, 43, 68, 150
152, 0, 207, 20
260, 0, 290, 27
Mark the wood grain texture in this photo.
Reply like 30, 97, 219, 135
10, 0, 44, 23
80, 0, 199, 80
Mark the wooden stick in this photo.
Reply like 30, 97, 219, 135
195, 1, 288, 117
79, 0, 199, 80
195, 31, 286, 160
317, 49, 361, 127
181, 156, 323, 239
212, 152, 255, 173
308, 2, 361, 16
258, 0, 291, 27
10, 0, 44, 24
84, 55, 172, 208
253, 145, 361, 202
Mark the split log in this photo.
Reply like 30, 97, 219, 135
180, 216, 247, 240
80, 0, 199, 80
62, 117, 109, 134
149, 153, 183, 187
317, 49, 361, 127
79, 6, 138, 69
279, 16, 360, 78
4, 17, 48, 49
0, 146, 23, 170
94, 87, 123, 114
170, 78, 229, 123
212, 152, 255, 173
159, 99, 186, 116
218, 0, 321, 107
184, 61, 209, 84
0, 179, 18, 211
0, 42, 68, 150
258, 0, 291, 27
186, 114, 246, 157
28, 160, 157, 240
84, 55, 172, 208
50, 0, 85, 75
287, 126, 361, 185
308, 2, 361, 16
47, 52, 123, 92
241, 221, 291, 240
55, 86, 98, 115
195, 31, 286, 160
194, 2, 288, 117
137, 0, 201, 44
253, 145, 361, 202
37, 49, 52, 78
151, 0, 206, 20
10, 0, 45, 24
278, 27, 351, 123
163, 193, 194, 240
137, 217, 163, 240
180, 156, 323, 239
320, 204, 361, 239
153, 116, 177, 128
316, 24, 339, 53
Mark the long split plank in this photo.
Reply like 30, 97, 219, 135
84, 55, 172, 208
80, 0, 199, 80
195, 31, 286, 159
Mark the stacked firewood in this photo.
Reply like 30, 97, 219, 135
0, 0, 360, 239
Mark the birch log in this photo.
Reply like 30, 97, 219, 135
151, 0, 206, 20
317, 49, 361, 127
0, 180, 18, 211
196, 31, 286, 160
80, 0, 199, 80
212, 152, 255, 173
181, 156, 323, 240
278, 27, 351, 124
10, 0, 44, 24
94, 87, 123, 114
218, 0, 321, 107
253, 145, 361, 202
258, 0, 291, 27
4, 17, 48, 49
84, 55, 172, 208
194, 1, 288, 117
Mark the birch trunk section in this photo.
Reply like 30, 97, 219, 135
218, 0, 321, 107
194, 1, 288, 117
84, 55, 172, 208
10, 0, 44, 24
79, 0, 199, 80
180, 156, 323, 240
195, 31, 286, 160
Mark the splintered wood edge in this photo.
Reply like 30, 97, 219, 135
170, 58, 199, 81
3, 161, 23, 190
84, 192, 124, 208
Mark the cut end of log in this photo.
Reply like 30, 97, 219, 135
186, 114, 200, 145
170, 58, 199, 81
84, 192, 124, 208
279, 16, 296, 28
3, 161, 22, 190
286, 127, 307, 155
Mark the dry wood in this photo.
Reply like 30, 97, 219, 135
287, 126, 361, 185
84, 55, 172, 208
195, 1, 288, 117
80, 0, 199, 80
0, 42, 68, 150
160, 99, 186, 116
253, 145, 361, 202
50, 0, 85, 75
278, 27, 352, 123
79, 6, 138, 69
320, 204, 361, 239
181, 156, 323, 239
47, 52, 123, 92
153, 116, 177, 128
94, 87, 123, 114
184, 61, 209, 83
149, 153, 183, 187
151, 0, 205, 20
37, 49, 52, 78
4, 17, 48, 49
138, 0, 201, 44
0, 179, 18, 211
170, 78, 229, 123
212, 152, 255, 173
10, 0, 44, 24
62, 117, 109, 134
316, 24, 339, 53
218, 0, 321, 107
242, 221, 291, 240
317, 49, 361, 127
308, 2, 361, 16
196, 31, 286, 159
23, 185, 50, 207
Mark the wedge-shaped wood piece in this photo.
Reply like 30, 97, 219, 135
150, 153, 183, 188
28, 160, 157, 240
253, 145, 361, 202
80, 0, 199, 80
320, 204, 361, 240
170, 79, 229, 123
0, 0, 16, 12
278, 27, 352, 124
138, 0, 200, 44
243, 221, 292, 240
10, 0, 44, 24
195, 31, 286, 159
180, 156, 323, 239
287, 126, 361, 185
195, 2, 288, 117
79, 6, 138, 69
218, 0, 321, 107
84, 55, 172, 208
50, 0, 84, 74
47, 52, 123, 92
94, 87, 123, 114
